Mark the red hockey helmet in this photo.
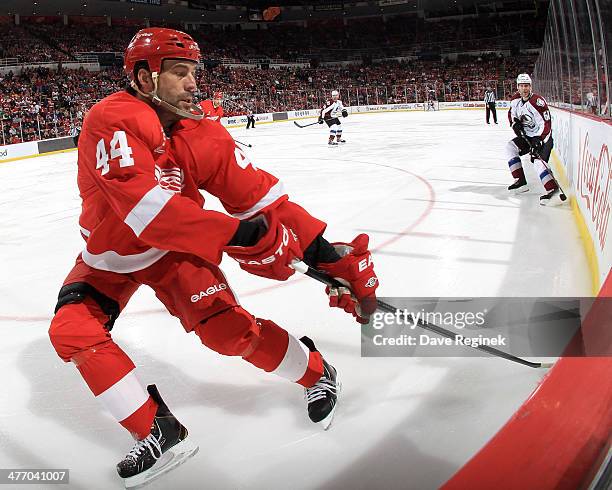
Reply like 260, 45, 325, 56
213, 91, 223, 99
124, 27, 200, 79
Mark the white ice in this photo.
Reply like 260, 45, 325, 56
0, 110, 590, 490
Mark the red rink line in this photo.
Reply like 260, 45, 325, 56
442, 272, 612, 490
432, 207, 483, 213
367, 168, 435, 253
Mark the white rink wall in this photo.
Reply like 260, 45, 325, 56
220, 100, 512, 127
550, 107, 612, 292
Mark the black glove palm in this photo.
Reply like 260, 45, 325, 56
511, 117, 524, 138
530, 137, 543, 155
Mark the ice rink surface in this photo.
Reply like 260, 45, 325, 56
0, 109, 591, 489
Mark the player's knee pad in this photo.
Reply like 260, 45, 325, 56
505, 140, 520, 160
195, 306, 262, 357
49, 299, 113, 363
54, 282, 120, 331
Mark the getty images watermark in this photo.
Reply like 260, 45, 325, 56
361, 298, 591, 358
368, 307, 508, 349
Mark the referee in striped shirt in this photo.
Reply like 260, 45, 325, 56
484, 85, 498, 124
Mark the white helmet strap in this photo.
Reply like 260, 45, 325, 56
130, 72, 203, 121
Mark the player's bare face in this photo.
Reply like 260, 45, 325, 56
213, 98, 222, 107
157, 60, 198, 112
518, 83, 531, 100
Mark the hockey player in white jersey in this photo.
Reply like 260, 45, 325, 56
319, 90, 348, 145
505, 73, 566, 206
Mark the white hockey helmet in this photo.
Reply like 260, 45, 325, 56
331, 90, 339, 97
516, 73, 532, 86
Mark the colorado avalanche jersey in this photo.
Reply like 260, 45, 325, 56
76, 91, 282, 274
507, 92, 552, 141
321, 99, 344, 119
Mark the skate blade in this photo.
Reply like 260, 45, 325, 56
540, 192, 566, 207
512, 186, 529, 194
123, 438, 199, 489
540, 198, 564, 207
319, 381, 342, 431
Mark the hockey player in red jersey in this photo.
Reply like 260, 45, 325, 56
198, 90, 224, 122
505, 73, 566, 206
48, 28, 379, 488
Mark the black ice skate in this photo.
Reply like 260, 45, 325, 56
337, 138, 346, 143
117, 384, 198, 489
539, 187, 567, 207
305, 359, 340, 430
508, 178, 528, 194
328, 140, 338, 146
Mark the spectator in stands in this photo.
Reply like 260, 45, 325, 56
585, 91, 598, 115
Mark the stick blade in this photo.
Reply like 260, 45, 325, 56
538, 362, 555, 369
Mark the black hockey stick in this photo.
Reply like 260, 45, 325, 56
294, 120, 321, 128
235, 139, 252, 148
537, 158, 567, 201
291, 261, 554, 369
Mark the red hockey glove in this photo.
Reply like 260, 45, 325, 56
317, 234, 378, 324
225, 212, 302, 281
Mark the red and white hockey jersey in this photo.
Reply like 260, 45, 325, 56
76, 91, 284, 274
171, 119, 327, 253
321, 99, 344, 120
199, 99, 224, 123
507, 92, 552, 141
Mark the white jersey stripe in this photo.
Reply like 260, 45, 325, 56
124, 185, 174, 238
231, 181, 286, 220
509, 161, 522, 173
96, 369, 149, 422
322, 99, 345, 118
270, 334, 310, 382
82, 246, 168, 273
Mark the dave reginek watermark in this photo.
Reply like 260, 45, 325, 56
363, 306, 508, 356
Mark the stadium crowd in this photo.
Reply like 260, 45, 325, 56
0, 10, 553, 144
0, 12, 545, 63
0, 53, 536, 143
